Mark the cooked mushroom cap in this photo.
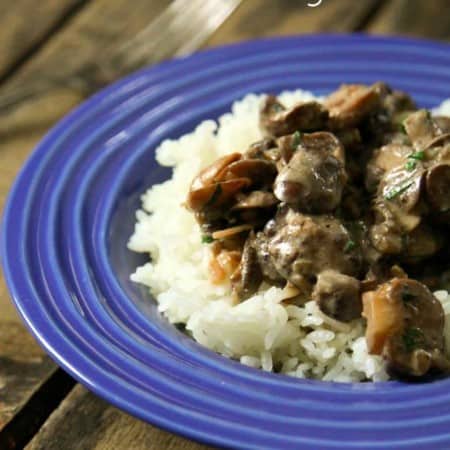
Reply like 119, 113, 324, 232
260, 96, 328, 137
273, 132, 347, 213
426, 163, 450, 215
274, 149, 346, 212
232, 191, 279, 210
312, 270, 361, 322
190, 153, 242, 192
363, 278, 448, 377
225, 158, 277, 187
231, 233, 263, 300
187, 178, 251, 212
366, 144, 412, 192
244, 138, 278, 160
325, 83, 381, 129
403, 109, 441, 151
434, 116, 450, 134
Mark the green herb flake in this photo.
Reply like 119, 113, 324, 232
344, 240, 357, 253
205, 184, 222, 207
384, 180, 414, 200
408, 150, 425, 161
402, 327, 424, 352
292, 130, 302, 149
399, 122, 408, 134
201, 235, 214, 244
405, 160, 417, 171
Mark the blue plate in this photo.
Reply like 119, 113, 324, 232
3, 35, 450, 449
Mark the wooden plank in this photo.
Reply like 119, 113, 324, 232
0, 322, 75, 449
0, 0, 88, 82
25, 385, 212, 450
1, 0, 171, 89
0, 1, 179, 448
0, 322, 53, 430
367, 0, 450, 40
206, 0, 382, 46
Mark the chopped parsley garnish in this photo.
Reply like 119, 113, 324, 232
201, 235, 214, 244
408, 150, 425, 161
292, 130, 302, 149
405, 160, 417, 171
402, 327, 424, 352
205, 184, 222, 207
384, 179, 414, 200
344, 240, 357, 253
399, 122, 407, 134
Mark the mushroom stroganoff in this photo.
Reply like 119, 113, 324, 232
130, 83, 450, 381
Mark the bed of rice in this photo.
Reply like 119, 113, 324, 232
128, 90, 450, 382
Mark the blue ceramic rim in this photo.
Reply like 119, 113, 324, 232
2, 34, 450, 449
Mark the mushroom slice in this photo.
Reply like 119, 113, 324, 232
301, 131, 345, 163
232, 191, 279, 210
274, 149, 346, 212
434, 116, 450, 134
244, 138, 279, 160
275, 131, 344, 166
260, 95, 328, 137
231, 233, 263, 300
362, 281, 405, 354
225, 158, 277, 187
403, 109, 441, 151
325, 83, 381, 129
426, 163, 450, 215
366, 144, 412, 192
211, 224, 253, 240
312, 270, 361, 323
190, 152, 242, 191
380, 165, 424, 213
363, 278, 449, 377
424, 133, 450, 152
273, 132, 347, 212
382, 87, 417, 116
186, 178, 251, 212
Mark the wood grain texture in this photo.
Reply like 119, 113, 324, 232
25, 385, 212, 450
0, 1, 178, 448
206, 0, 382, 46
0, 323, 54, 431
367, 0, 450, 40
0, 0, 87, 81
2, 0, 171, 90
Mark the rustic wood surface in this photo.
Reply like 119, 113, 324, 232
25, 385, 212, 450
0, 0, 87, 82
367, 0, 450, 39
0, 0, 449, 448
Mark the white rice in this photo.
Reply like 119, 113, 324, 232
128, 90, 450, 382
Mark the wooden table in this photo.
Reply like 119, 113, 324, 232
1, 1, 449, 448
